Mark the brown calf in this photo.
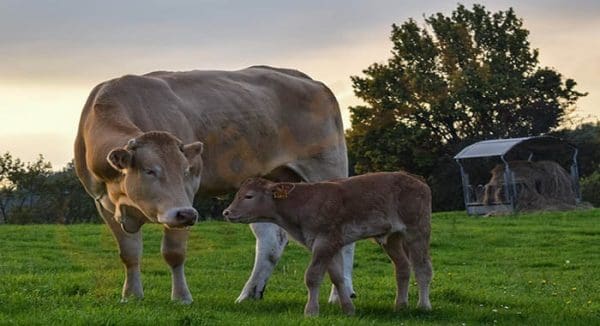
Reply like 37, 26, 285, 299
223, 172, 432, 316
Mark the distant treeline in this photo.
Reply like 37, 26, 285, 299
0, 153, 232, 224
0, 122, 599, 225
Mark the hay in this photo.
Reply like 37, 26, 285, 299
482, 160, 577, 212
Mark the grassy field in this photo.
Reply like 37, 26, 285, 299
0, 210, 599, 325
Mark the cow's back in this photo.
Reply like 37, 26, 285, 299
75, 66, 346, 197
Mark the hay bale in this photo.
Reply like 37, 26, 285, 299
483, 160, 576, 212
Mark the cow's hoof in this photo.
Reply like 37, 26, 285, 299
235, 285, 264, 303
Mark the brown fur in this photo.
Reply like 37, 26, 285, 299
224, 172, 433, 316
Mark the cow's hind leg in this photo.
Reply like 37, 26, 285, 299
236, 222, 288, 302
236, 166, 299, 302
96, 202, 143, 301
162, 227, 193, 303
382, 233, 411, 310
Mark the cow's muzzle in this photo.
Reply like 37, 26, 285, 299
159, 207, 199, 228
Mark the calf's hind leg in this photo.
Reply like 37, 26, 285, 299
382, 233, 411, 310
406, 232, 432, 310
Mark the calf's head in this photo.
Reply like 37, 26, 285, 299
223, 178, 295, 223
107, 131, 204, 232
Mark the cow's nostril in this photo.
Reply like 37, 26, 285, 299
176, 209, 198, 226
223, 209, 230, 217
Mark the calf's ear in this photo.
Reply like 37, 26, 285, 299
107, 148, 133, 171
183, 141, 204, 161
271, 183, 295, 199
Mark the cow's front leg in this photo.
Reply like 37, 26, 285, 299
162, 227, 193, 304
328, 242, 356, 303
96, 202, 144, 301
237, 222, 288, 302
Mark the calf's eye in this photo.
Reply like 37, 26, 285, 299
144, 169, 157, 177
244, 194, 254, 200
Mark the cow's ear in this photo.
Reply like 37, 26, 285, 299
107, 148, 132, 171
182, 141, 204, 161
271, 183, 295, 199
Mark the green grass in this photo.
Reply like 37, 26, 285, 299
1, 210, 599, 325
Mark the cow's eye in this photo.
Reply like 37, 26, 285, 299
144, 169, 157, 177
244, 194, 254, 200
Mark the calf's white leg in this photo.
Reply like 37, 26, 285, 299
237, 223, 288, 302
161, 227, 193, 303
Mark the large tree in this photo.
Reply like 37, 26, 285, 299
347, 4, 586, 210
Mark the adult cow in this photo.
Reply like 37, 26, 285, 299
74, 66, 355, 303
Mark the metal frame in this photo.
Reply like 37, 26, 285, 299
454, 136, 580, 215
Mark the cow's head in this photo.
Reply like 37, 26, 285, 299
106, 131, 204, 232
222, 178, 294, 223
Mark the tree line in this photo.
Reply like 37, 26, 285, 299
1, 4, 598, 224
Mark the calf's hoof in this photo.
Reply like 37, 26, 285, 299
120, 295, 143, 303
394, 302, 409, 311
304, 304, 319, 317
342, 304, 355, 316
173, 297, 193, 305
417, 302, 432, 311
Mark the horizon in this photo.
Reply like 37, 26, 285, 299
1, 0, 599, 169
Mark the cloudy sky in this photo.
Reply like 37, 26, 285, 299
1, 0, 598, 169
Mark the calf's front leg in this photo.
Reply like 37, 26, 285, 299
328, 252, 355, 315
162, 227, 193, 303
328, 242, 356, 303
304, 238, 337, 316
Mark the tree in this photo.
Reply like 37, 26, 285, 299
550, 122, 600, 178
347, 4, 587, 211
0, 152, 24, 223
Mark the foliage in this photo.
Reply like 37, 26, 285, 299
581, 171, 600, 207
0, 151, 232, 224
1, 210, 599, 324
550, 122, 600, 177
346, 4, 587, 211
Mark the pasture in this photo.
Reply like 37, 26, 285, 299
1, 210, 599, 325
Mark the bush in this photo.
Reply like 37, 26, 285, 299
580, 171, 600, 207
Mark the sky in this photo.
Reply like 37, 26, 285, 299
1, 0, 599, 169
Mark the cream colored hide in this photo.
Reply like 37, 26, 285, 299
74, 66, 353, 304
